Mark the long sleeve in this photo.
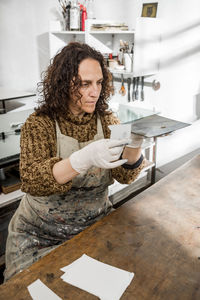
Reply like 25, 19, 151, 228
20, 113, 73, 196
111, 159, 145, 184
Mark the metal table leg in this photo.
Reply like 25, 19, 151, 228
0, 100, 6, 114
151, 136, 157, 184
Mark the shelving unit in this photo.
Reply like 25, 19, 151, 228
85, 19, 134, 56
49, 18, 161, 77
49, 27, 134, 60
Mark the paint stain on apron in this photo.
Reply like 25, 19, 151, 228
4, 116, 113, 281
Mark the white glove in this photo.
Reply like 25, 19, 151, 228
69, 138, 129, 173
126, 133, 144, 148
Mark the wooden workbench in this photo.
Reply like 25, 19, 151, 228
0, 155, 200, 300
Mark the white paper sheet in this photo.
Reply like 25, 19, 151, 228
27, 279, 62, 300
109, 124, 131, 140
61, 254, 134, 300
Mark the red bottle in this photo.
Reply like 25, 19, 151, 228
81, 6, 87, 31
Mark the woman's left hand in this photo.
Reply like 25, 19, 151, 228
126, 133, 144, 148
121, 146, 142, 165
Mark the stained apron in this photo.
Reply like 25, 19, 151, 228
4, 116, 113, 281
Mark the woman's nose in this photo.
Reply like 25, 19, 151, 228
90, 84, 100, 96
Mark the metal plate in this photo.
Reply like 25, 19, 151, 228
131, 114, 190, 137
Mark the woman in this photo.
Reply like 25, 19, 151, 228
4, 42, 144, 280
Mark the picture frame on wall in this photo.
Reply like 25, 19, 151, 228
141, 2, 158, 18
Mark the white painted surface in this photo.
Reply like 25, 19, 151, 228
133, 17, 161, 76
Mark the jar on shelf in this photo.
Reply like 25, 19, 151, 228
86, 0, 95, 19
70, 0, 80, 31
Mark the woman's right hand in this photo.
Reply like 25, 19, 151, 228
69, 138, 130, 174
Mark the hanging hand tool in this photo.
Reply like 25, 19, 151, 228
119, 74, 126, 96
127, 77, 131, 102
140, 76, 144, 101
132, 77, 136, 101
135, 77, 139, 100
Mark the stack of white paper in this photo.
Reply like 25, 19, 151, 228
60, 254, 134, 300
28, 279, 62, 300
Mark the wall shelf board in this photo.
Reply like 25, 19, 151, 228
89, 30, 135, 34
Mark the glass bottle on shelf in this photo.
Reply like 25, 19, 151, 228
70, 0, 80, 31
64, 1, 71, 31
86, 0, 94, 19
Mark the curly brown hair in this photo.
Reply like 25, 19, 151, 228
36, 42, 112, 119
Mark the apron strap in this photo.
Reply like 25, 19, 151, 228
96, 114, 104, 139
55, 114, 104, 157
55, 120, 61, 158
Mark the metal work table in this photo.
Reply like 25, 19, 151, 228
0, 110, 34, 208
0, 106, 157, 209
0, 106, 189, 207
115, 105, 189, 184
0, 105, 155, 169
0, 109, 34, 169
0, 88, 35, 114
0, 155, 199, 299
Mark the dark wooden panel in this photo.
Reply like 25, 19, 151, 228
0, 155, 200, 300
0, 200, 20, 258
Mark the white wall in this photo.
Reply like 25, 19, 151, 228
0, 0, 55, 91
0, 0, 126, 91
124, 0, 200, 166
96, 0, 200, 166
0, 0, 200, 166
95, 0, 200, 167
0, 0, 37, 91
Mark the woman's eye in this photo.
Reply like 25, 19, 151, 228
82, 83, 89, 87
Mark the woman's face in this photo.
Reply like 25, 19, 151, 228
68, 58, 103, 116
